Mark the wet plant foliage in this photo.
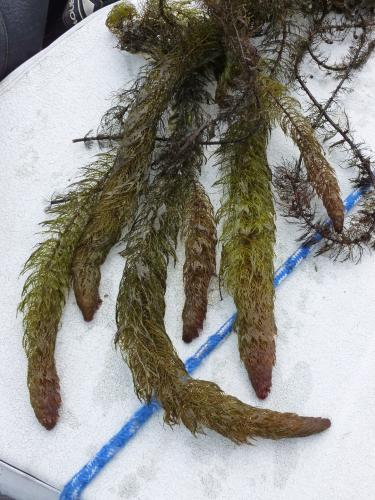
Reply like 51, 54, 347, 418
19, 0, 375, 442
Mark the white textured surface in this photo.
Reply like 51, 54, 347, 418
0, 5, 375, 500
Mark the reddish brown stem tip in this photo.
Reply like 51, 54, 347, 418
244, 342, 275, 400
332, 214, 344, 234
29, 365, 61, 430
74, 283, 102, 322
327, 196, 345, 234
81, 296, 102, 322
72, 266, 103, 321
182, 324, 200, 344
293, 417, 331, 438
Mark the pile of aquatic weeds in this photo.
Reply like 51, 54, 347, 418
19, 0, 375, 444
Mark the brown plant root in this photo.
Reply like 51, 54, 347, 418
182, 182, 217, 343
28, 355, 61, 430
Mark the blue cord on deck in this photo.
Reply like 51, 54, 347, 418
60, 183, 370, 499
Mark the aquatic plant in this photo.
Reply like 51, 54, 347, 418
19, 0, 375, 441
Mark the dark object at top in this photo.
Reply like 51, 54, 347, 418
0, 0, 118, 81
44, 0, 118, 46
0, 0, 49, 80
62, 0, 117, 29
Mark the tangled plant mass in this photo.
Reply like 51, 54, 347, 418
19, 0, 375, 442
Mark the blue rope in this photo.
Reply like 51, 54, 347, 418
60, 183, 369, 499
